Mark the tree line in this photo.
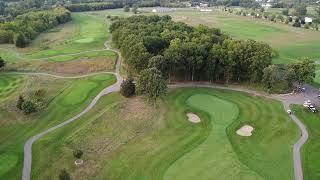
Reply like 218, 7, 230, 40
0, 7, 71, 47
111, 15, 273, 83
65, 1, 123, 12
113, 15, 316, 99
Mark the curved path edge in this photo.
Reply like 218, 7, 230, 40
21, 42, 123, 180
169, 83, 308, 180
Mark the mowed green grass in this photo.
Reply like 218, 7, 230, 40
29, 88, 299, 179
290, 105, 320, 180
0, 74, 24, 99
164, 94, 262, 179
0, 74, 116, 179
0, 13, 116, 62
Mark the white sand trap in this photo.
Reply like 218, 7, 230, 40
236, 125, 254, 137
186, 113, 201, 123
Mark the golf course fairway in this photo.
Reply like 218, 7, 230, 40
30, 88, 299, 179
0, 73, 116, 180
164, 94, 262, 180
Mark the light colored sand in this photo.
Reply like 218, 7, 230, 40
186, 113, 201, 123
236, 125, 254, 137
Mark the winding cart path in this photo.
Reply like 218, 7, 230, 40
20, 47, 308, 180
21, 42, 123, 180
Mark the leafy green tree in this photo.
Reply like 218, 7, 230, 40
59, 169, 71, 180
120, 78, 136, 97
124, 5, 130, 12
137, 67, 167, 104
148, 55, 169, 78
0, 56, 5, 69
15, 33, 28, 48
17, 95, 25, 110
287, 59, 315, 84
262, 65, 278, 89
73, 149, 83, 159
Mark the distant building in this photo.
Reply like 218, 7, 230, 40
152, 7, 174, 13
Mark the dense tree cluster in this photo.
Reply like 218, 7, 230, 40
0, 7, 71, 47
262, 59, 315, 92
111, 15, 273, 83
65, 2, 123, 12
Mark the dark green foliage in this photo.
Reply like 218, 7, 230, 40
15, 33, 27, 48
120, 78, 136, 97
21, 100, 37, 114
0, 7, 71, 46
111, 15, 272, 83
17, 95, 24, 110
137, 67, 167, 103
59, 169, 71, 180
0, 56, 5, 69
73, 149, 83, 159
66, 2, 123, 12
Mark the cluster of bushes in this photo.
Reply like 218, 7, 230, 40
16, 89, 47, 115
65, 2, 123, 12
0, 7, 71, 47
111, 15, 273, 84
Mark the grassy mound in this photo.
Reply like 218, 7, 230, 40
29, 88, 299, 180
290, 105, 320, 180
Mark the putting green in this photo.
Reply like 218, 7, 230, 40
164, 94, 262, 180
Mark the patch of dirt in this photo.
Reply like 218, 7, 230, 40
186, 112, 201, 123
7, 58, 115, 75
236, 125, 254, 137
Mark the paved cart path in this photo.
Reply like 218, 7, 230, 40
21, 42, 123, 180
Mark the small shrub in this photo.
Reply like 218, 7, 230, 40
120, 78, 135, 97
59, 169, 71, 180
15, 33, 28, 48
21, 100, 37, 114
73, 149, 83, 159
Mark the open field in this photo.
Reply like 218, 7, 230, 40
0, 73, 116, 179
291, 105, 320, 180
28, 88, 299, 180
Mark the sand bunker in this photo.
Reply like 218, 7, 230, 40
186, 113, 201, 123
236, 125, 254, 137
